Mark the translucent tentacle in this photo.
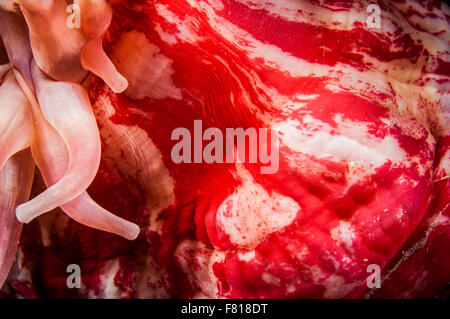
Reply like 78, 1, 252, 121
0, 69, 34, 171
14, 64, 139, 240
16, 62, 102, 221
78, 0, 128, 93
0, 149, 35, 288
17, 0, 87, 82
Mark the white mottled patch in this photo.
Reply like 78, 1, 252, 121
294, 245, 309, 261
216, 165, 300, 249
94, 94, 176, 235
294, 94, 320, 101
154, 23, 178, 45
262, 273, 281, 286
322, 274, 360, 298
238, 250, 256, 262
234, 0, 372, 32
92, 258, 123, 298
330, 221, 356, 255
305, 264, 326, 282
136, 256, 169, 298
274, 115, 408, 174
175, 240, 226, 298
396, 208, 405, 220
286, 284, 296, 293
434, 213, 449, 226
206, 0, 224, 11
156, 3, 202, 44
110, 30, 182, 100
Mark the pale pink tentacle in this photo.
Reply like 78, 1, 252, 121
14, 68, 69, 181
14, 64, 139, 240
27, 87, 139, 240
81, 37, 128, 93
1, 5, 138, 240
78, 0, 128, 93
62, 195, 140, 240
0, 9, 33, 88
15, 63, 102, 220
0, 13, 35, 288
17, 0, 87, 82
0, 149, 35, 288
0, 69, 34, 171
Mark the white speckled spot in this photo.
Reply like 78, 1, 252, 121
216, 165, 300, 249
330, 221, 356, 255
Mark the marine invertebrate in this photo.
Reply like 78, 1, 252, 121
0, 0, 448, 299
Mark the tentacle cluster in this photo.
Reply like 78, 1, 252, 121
0, 0, 139, 287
